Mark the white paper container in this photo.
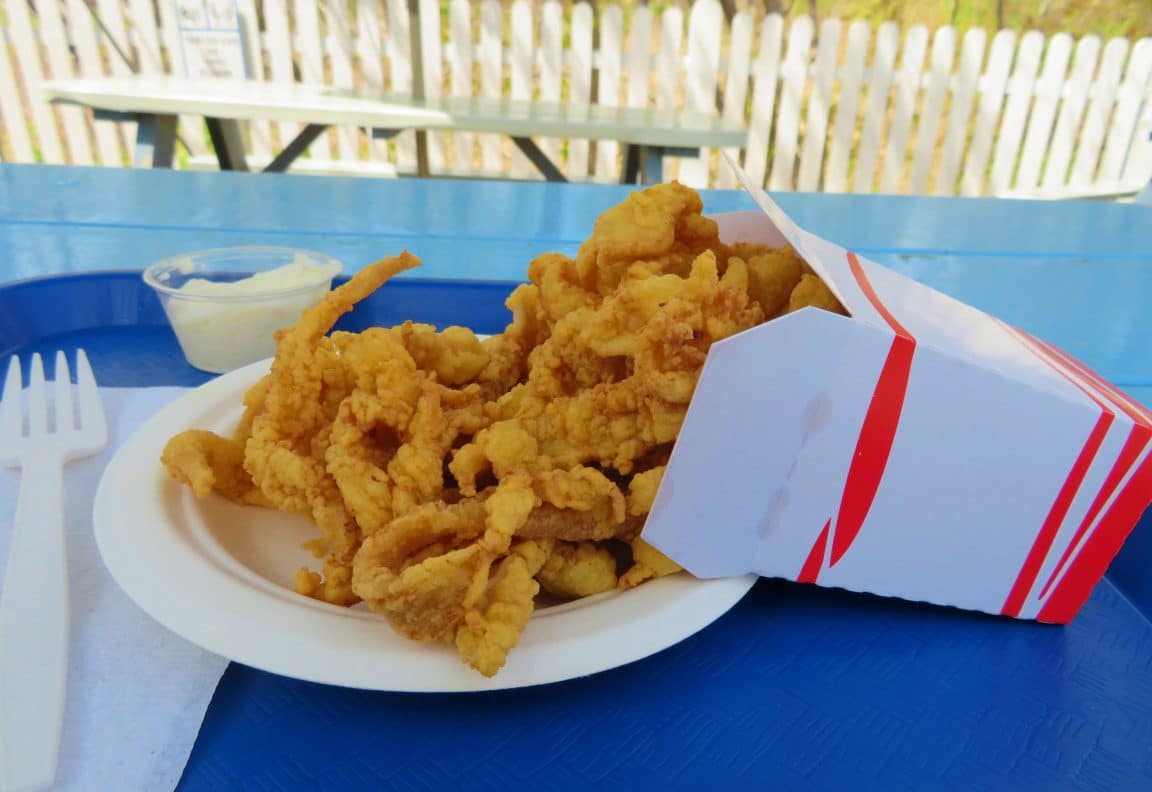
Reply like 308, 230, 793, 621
640, 158, 1152, 624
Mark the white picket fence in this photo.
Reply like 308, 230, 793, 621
2, 0, 1151, 197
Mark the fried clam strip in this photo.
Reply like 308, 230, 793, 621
246, 253, 420, 605
324, 328, 425, 538
536, 541, 619, 599
395, 321, 491, 387
619, 465, 683, 590
516, 466, 632, 541
352, 476, 541, 676
455, 538, 551, 676
160, 429, 271, 507
386, 378, 488, 518
475, 282, 546, 400
449, 250, 763, 489
325, 327, 490, 523
160, 358, 274, 506
734, 246, 806, 320
573, 180, 720, 296
786, 272, 847, 315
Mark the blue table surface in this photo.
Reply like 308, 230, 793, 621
2, 164, 1152, 789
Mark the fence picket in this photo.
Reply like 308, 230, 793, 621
385, 0, 417, 171
936, 28, 987, 195
568, 2, 595, 180
1042, 35, 1102, 189
1013, 33, 1072, 194
654, 4, 684, 178
961, 30, 1015, 196
97, 0, 139, 152
293, 0, 333, 160
1071, 37, 1130, 186
418, 0, 447, 171
879, 25, 927, 193
716, 10, 754, 189
263, 0, 301, 152
908, 26, 955, 194
1099, 38, 1152, 183
324, 0, 359, 161
155, 0, 208, 156
356, 0, 390, 163
478, 0, 503, 172
744, 13, 784, 188
679, 0, 723, 187
795, 19, 840, 191
852, 21, 898, 193
38, 0, 95, 164
625, 6, 654, 109
232, 0, 270, 160
769, 16, 814, 191
824, 20, 870, 193
988, 31, 1043, 194
509, 0, 535, 177
594, 5, 624, 182
224, 0, 264, 158
1122, 90, 1152, 185
4, 0, 65, 163
125, 0, 163, 72
0, 25, 34, 161
95, 0, 133, 77
449, 0, 476, 169
536, 1, 564, 167
656, 7, 684, 114
66, 0, 127, 165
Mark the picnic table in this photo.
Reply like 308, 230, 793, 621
1, 164, 1152, 788
41, 76, 748, 184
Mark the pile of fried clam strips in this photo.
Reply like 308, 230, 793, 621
161, 182, 845, 677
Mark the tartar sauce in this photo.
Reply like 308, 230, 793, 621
165, 259, 337, 373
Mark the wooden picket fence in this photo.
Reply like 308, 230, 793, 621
2, 0, 1151, 197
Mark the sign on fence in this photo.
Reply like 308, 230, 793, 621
173, 0, 249, 80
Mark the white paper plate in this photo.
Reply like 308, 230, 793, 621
94, 359, 756, 692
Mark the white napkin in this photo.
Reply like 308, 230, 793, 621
0, 387, 228, 792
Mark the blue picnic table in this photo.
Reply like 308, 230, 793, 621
1, 163, 1151, 789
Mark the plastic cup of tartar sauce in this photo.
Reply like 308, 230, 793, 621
143, 246, 344, 373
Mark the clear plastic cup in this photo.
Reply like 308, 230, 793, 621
143, 246, 343, 374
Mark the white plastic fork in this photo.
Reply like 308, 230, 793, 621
0, 351, 106, 792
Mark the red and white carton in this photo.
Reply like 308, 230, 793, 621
641, 160, 1152, 623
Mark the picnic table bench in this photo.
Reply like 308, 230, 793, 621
41, 77, 748, 185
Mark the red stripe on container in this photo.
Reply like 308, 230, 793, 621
831, 335, 916, 566
1039, 425, 1151, 599
996, 322, 1115, 617
846, 252, 911, 337
829, 253, 917, 567
1028, 333, 1152, 428
797, 520, 831, 584
1037, 452, 1152, 623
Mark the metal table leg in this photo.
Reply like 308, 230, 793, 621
132, 113, 177, 169
641, 146, 664, 185
621, 145, 641, 184
205, 117, 249, 171
511, 137, 568, 182
264, 124, 329, 173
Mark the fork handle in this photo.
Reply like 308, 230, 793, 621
0, 457, 68, 792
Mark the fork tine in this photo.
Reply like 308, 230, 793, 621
54, 350, 74, 434
0, 355, 22, 437
75, 349, 106, 443
26, 353, 47, 435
